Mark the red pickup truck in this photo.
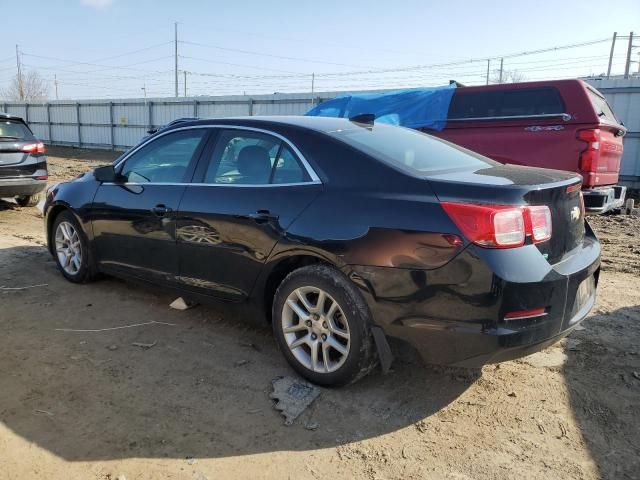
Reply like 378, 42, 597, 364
429, 79, 627, 213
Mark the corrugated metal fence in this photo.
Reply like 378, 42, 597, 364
0, 92, 326, 150
3, 79, 640, 187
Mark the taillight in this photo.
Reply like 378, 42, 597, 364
504, 307, 547, 321
22, 142, 46, 154
525, 206, 552, 243
577, 129, 600, 173
441, 202, 552, 249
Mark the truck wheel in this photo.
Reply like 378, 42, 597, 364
272, 264, 378, 386
16, 192, 43, 207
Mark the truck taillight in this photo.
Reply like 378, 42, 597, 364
577, 129, 600, 173
441, 203, 552, 249
22, 142, 46, 154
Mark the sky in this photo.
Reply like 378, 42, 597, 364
0, 0, 638, 100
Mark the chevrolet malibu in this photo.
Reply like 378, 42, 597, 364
44, 116, 600, 386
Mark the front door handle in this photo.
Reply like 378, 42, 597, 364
151, 204, 171, 217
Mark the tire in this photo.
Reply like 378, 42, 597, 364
272, 264, 378, 386
51, 210, 95, 283
16, 192, 43, 207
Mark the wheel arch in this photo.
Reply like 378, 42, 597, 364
46, 203, 82, 255
259, 251, 338, 323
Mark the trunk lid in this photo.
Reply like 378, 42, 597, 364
0, 141, 42, 177
428, 164, 584, 264
0, 118, 38, 176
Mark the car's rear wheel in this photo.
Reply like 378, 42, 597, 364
272, 264, 377, 386
16, 192, 42, 207
52, 211, 94, 283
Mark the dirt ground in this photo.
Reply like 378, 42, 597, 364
0, 147, 638, 480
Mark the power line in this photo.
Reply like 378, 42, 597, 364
180, 40, 375, 69
180, 55, 305, 74
20, 52, 173, 74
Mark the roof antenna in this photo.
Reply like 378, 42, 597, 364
349, 113, 375, 125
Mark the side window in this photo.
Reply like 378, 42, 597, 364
272, 145, 306, 184
204, 130, 309, 185
500, 88, 564, 116
448, 88, 564, 120
120, 129, 206, 183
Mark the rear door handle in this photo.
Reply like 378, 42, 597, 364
246, 209, 279, 223
151, 204, 171, 216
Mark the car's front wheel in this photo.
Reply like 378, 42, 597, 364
52, 211, 94, 283
272, 264, 378, 386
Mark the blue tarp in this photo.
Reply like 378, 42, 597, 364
305, 84, 456, 132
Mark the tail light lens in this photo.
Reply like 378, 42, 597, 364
441, 202, 552, 249
504, 307, 547, 321
577, 129, 600, 173
22, 142, 46, 154
525, 206, 552, 243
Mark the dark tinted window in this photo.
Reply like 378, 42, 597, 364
587, 89, 618, 124
272, 145, 306, 184
121, 129, 206, 183
204, 130, 308, 185
448, 87, 565, 119
0, 120, 32, 139
327, 123, 496, 175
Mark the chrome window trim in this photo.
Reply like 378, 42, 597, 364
101, 180, 321, 188
447, 113, 572, 122
112, 124, 321, 184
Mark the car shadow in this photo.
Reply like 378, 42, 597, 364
0, 244, 477, 462
0, 198, 18, 210
563, 304, 640, 479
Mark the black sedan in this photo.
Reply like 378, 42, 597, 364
44, 116, 600, 386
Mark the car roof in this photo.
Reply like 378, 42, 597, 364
164, 115, 365, 134
0, 112, 25, 122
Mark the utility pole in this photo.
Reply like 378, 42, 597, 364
54, 74, 59, 100
184, 70, 187, 97
174, 22, 179, 98
624, 31, 634, 79
310, 73, 315, 106
141, 84, 147, 99
485, 59, 490, 85
15, 44, 24, 101
607, 32, 618, 78
499, 58, 504, 84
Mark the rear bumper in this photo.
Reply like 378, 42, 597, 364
348, 225, 600, 368
0, 177, 47, 197
583, 185, 626, 213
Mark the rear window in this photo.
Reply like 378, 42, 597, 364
327, 123, 496, 175
587, 89, 619, 124
0, 120, 31, 139
448, 87, 565, 120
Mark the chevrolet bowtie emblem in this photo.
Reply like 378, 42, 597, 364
570, 206, 581, 221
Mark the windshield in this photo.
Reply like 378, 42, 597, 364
326, 123, 497, 175
0, 120, 32, 139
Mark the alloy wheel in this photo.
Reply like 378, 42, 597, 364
281, 286, 351, 373
55, 221, 83, 275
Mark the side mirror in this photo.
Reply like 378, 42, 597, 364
94, 165, 118, 183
